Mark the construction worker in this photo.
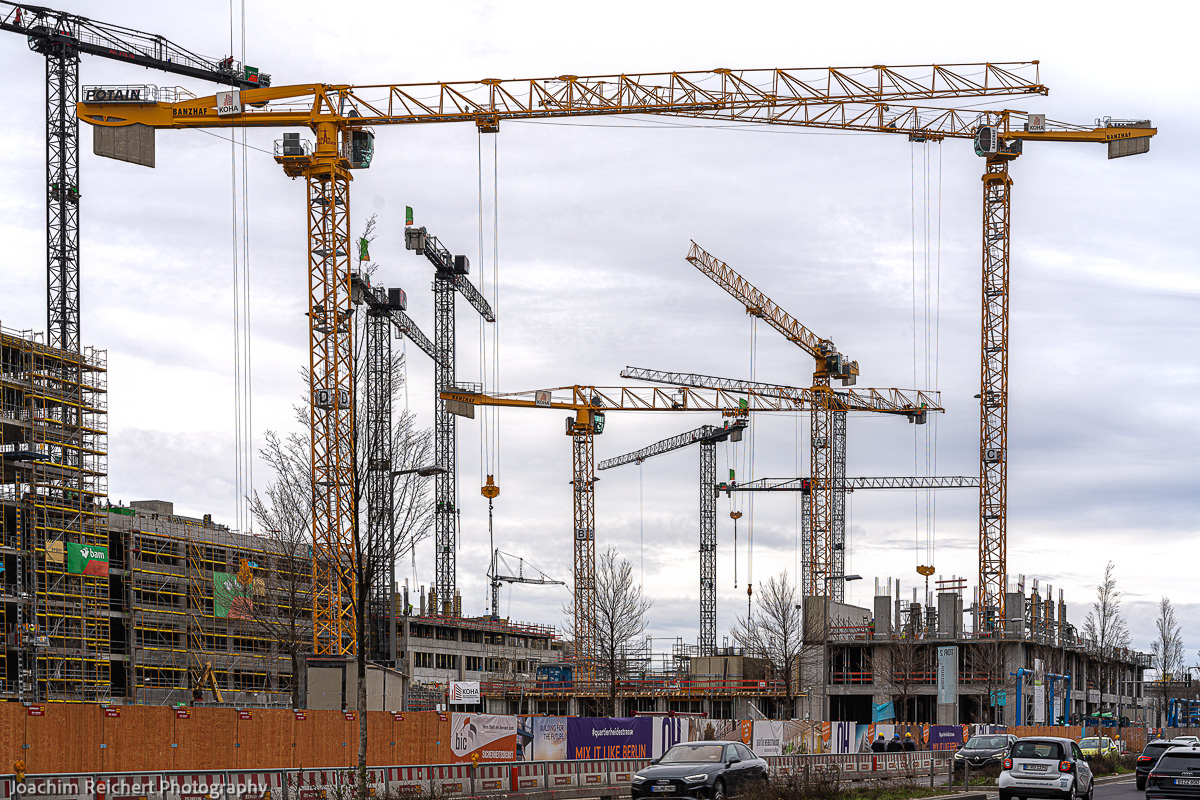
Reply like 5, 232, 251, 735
871, 734, 887, 753
903, 732, 918, 751
886, 733, 904, 752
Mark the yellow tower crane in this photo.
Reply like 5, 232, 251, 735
438, 383, 939, 676
76, 63, 1045, 655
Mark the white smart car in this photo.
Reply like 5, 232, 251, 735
998, 737, 1094, 800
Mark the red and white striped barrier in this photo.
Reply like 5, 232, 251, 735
576, 761, 607, 787
473, 764, 508, 794
97, 772, 164, 800
427, 764, 471, 796
545, 761, 576, 789
510, 763, 543, 791
610, 759, 649, 784
163, 772, 229, 800
387, 767, 430, 796
228, 771, 284, 800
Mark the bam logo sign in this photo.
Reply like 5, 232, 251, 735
67, 543, 109, 577
216, 90, 242, 116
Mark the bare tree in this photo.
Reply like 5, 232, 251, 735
247, 430, 315, 709
563, 547, 653, 715
967, 638, 1016, 724
871, 636, 929, 724
731, 571, 812, 718
1082, 561, 1131, 711
1150, 597, 1185, 726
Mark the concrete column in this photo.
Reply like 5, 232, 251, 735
874, 596, 892, 639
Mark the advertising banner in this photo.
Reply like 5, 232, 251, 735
652, 716, 685, 757
66, 543, 109, 577
443, 713, 518, 762
1033, 658, 1046, 724
522, 716, 568, 761
567, 717, 652, 760
928, 725, 966, 750
937, 646, 958, 704
450, 681, 480, 704
750, 721, 786, 756
213, 571, 252, 618
824, 721, 855, 753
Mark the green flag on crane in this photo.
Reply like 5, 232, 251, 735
358, 237, 370, 262
405, 206, 414, 226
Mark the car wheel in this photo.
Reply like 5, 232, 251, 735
1064, 783, 1077, 800
1136, 777, 1146, 791
712, 779, 726, 800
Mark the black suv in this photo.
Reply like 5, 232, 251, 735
1146, 743, 1200, 800
1139, 741, 1190, 790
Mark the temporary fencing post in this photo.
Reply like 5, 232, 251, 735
929, 752, 934, 788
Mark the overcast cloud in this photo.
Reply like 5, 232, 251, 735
0, 0, 1195, 660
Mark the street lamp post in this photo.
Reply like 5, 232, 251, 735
387, 466, 444, 664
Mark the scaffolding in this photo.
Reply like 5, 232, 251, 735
0, 323, 108, 702
109, 503, 311, 706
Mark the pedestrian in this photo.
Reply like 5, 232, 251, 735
886, 733, 904, 752
871, 734, 887, 753
903, 732, 918, 751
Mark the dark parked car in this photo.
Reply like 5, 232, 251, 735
1146, 743, 1200, 800
631, 741, 769, 800
1138, 740, 1193, 790
956, 734, 1019, 770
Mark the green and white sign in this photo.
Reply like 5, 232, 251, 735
936, 646, 958, 704
66, 543, 109, 577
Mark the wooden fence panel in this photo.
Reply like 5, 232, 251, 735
294, 709, 346, 769
365, 711, 393, 767
103, 705, 173, 772
25, 702, 101, 774
236, 708, 294, 770
0, 704, 24, 772
173, 707, 236, 770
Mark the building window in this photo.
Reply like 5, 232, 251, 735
414, 652, 433, 668
465, 656, 483, 672
436, 653, 457, 670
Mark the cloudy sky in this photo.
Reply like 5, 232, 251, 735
1, 1, 1195, 661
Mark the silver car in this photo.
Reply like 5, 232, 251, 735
998, 737, 1094, 800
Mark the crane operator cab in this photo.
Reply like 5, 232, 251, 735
346, 128, 374, 169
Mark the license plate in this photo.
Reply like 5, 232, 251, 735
651, 786, 677, 793
1176, 779, 1200, 786
1025, 764, 1049, 772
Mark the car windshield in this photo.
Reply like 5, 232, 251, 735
660, 744, 725, 764
1012, 741, 1064, 760
967, 736, 1009, 749
1080, 738, 1099, 748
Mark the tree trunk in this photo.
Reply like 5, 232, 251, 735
358, 591, 368, 800
292, 651, 308, 709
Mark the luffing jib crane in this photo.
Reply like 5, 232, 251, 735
488, 550, 566, 620
676, 242, 872, 604
597, 420, 747, 656
75, 64, 1035, 655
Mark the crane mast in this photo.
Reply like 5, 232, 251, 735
405, 226, 495, 615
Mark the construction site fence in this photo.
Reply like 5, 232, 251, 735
0, 752, 956, 800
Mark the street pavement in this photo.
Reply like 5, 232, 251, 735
967, 775, 1139, 800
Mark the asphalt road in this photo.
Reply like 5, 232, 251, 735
970, 775, 1140, 800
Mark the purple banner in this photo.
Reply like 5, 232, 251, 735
567, 717, 653, 760
928, 725, 966, 750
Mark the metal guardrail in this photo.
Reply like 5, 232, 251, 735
0, 753, 954, 800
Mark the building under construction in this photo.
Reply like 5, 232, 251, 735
0, 322, 109, 702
